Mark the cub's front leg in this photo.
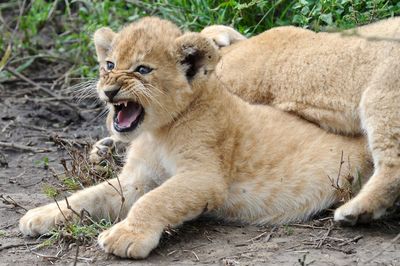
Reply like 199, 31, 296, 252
20, 138, 158, 237
98, 172, 227, 259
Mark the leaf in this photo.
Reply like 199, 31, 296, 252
320, 13, 333, 25
0, 44, 11, 72
301, 6, 310, 15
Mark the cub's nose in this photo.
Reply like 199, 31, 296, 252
104, 88, 120, 101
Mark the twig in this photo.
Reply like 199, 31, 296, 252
246, 226, 277, 242
182, 250, 200, 261
5, 66, 82, 119
0, 222, 15, 230
0, 141, 53, 153
316, 223, 333, 248
338, 235, 363, 247
73, 239, 79, 266
26, 246, 61, 261
0, 241, 41, 252
0, 194, 27, 211
114, 174, 125, 223
12, 122, 48, 132
53, 198, 69, 222
64, 197, 81, 218
290, 224, 328, 230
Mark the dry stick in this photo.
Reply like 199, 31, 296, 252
5, 66, 82, 118
0, 194, 27, 211
13, 122, 48, 132
0, 241, 41, 252
114, 174, 126, 223
73, 239, 80, 266
290, 224, 328, 230
316, 224, 333, 248
336, 151, 345, 188
0, 141, 52, 153
53, 198, 69, 222
182, 250, 200, 261
26, 246, 61, 261
247, 226, 277, 243
338, 235, 363, 247
96, 170, 125, 224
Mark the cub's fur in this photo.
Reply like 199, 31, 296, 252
201, 19, 400, 225
20, 17, 372, 259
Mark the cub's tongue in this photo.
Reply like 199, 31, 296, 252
117, 102, 142, 128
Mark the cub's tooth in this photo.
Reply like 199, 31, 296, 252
124, 101, 128, 107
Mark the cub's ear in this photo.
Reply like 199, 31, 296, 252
174, 32, 220, 80
93, 27, 116, 62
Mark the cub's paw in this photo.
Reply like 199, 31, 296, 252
89, 137, 115, 164
19, 204, 73, 236
334, 196, 387, 226
98, 220, 162, 259
200, 25, 246, 48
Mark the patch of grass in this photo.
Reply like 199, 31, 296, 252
1, 0, 399, 80
283, 224, 294, 235
33, 136, 121, 250
38, 218, 112, 248
0, 230, 6, 237
53, 137, 121, 190
62, 177, 80, 191
43, 184, 59, 199
35, 156, 49, 169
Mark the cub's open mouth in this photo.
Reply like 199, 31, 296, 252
112, 101, 145, 132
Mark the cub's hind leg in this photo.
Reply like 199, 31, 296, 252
20, 138, 159, 236
335, 56, 400, 225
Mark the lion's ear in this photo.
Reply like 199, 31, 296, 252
93, 27, 116, 62
174, 32, 220, 80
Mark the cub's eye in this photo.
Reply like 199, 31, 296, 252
106, 61, 115, 71
135, 65, 153, 75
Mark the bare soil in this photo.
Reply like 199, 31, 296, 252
0, 71, 399, 266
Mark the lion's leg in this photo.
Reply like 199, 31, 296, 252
335, 58, 400, 225
98, 172, 227, 259
20, 144, 159, 236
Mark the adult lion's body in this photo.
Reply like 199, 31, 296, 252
202, 18, 400, 224
20, 17, 373, 259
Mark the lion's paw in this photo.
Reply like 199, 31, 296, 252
334, 196, 387, 226
19, 204, 73, 236
89, 137, 115, 164
98, 220, 161, 259
200, 25, 246, 48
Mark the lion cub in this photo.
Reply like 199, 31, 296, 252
19, 17, 372, 259
201, 19, 400, 225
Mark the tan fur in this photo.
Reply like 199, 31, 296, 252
200, 19, 400, 225
20, 17, 374, 259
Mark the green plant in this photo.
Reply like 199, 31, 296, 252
35, 156, 49, 169
38, 218, 112, 248
43, 184, 59, 198
283, 224, 294, 235
1, 0, 399, 81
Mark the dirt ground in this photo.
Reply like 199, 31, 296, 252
0, 72, 399, 266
